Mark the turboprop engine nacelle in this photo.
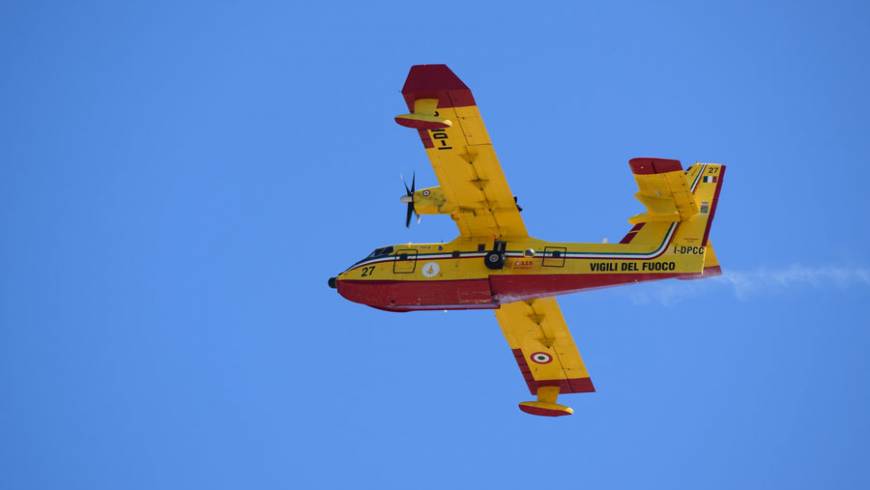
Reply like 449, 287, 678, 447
405, 185, 452, 215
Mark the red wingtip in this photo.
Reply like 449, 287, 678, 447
401, 64, 476, 110
629, 157, 683, 175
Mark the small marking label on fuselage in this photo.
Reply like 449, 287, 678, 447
672, 245, 705, 255
589, 261, 677, 272
511, 258, 534, 269
590, 262, 640, 272
421, 262, 440, 278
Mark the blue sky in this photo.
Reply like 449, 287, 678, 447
2, 1, 869, 489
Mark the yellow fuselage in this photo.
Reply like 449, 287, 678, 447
333, 221, 718, 311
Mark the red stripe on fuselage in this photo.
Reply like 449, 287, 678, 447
338, 272, 691, 311
490, 273, 683, 303
337, 278, 496, 311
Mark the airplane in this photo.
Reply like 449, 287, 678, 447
328, 64, 725, 417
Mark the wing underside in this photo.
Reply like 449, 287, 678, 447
398, 64, 527, 239
495, 297, 594, 416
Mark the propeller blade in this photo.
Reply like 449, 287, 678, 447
402, 172, 417, 228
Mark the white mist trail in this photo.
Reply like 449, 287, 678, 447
628, 265, 870, 306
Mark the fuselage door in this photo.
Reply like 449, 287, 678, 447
393, 248, 418, 274
542, 246, 567, 268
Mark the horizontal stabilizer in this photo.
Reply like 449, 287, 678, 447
628, 157, 699, 224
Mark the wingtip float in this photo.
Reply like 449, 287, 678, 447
330, 64, 726, 417
394, 98, 452, 130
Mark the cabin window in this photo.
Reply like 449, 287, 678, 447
368, 246, 394, 257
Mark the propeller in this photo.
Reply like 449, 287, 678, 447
401, 173, 417, 228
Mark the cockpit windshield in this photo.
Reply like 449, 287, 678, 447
367, 246, 394, 258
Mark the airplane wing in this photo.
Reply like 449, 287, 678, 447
395, 64, 528, 239
495, 297, 594, 416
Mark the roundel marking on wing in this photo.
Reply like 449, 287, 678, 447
530, 352, 553, 364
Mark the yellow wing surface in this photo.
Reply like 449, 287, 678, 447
395, 65, 528, 240
495, 297, 593, 416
